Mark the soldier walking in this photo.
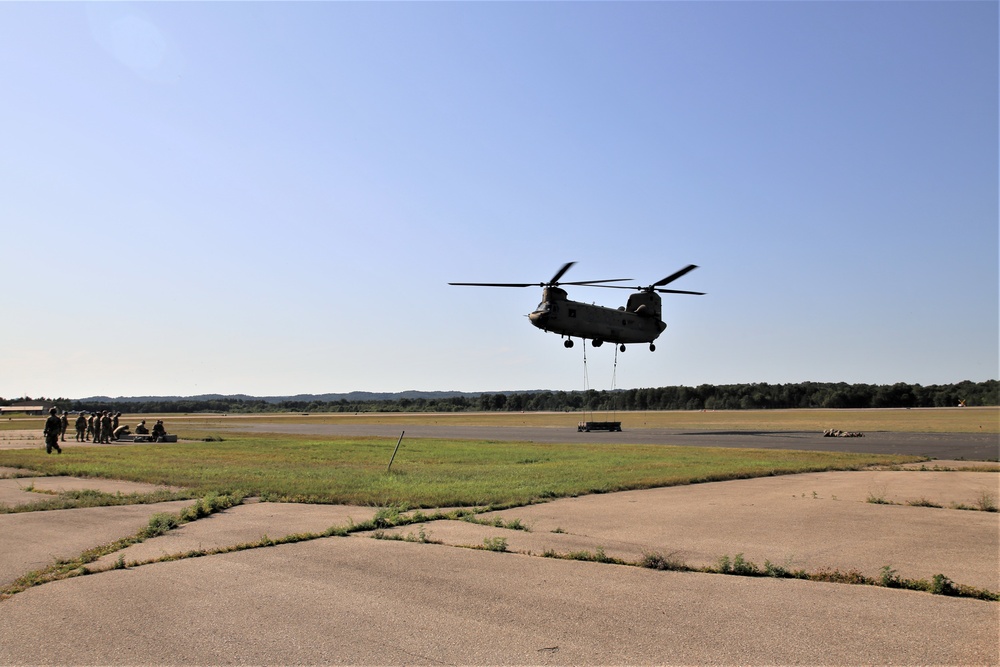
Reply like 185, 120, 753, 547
60, 411, 69, 441
43, 408, 63, 454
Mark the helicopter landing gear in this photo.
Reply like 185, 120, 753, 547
592, 339, 603, 347
564, 339, 574, 348
649, 343, 656, 352
619, 344, 626, 352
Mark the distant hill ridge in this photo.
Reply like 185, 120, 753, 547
25, 380, 1000, 411
77, 391, 505, 404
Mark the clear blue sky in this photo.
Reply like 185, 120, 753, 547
2, 2, 996, 399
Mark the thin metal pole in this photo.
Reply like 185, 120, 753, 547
387, 431, 405, 472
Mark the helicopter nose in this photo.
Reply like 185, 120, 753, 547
528, 311, 548, 328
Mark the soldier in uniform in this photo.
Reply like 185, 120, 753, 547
100, 411, 113, 444
60, 411, 69, 441
75, 412, 87, 442
86, 413, 95, 441
151, 420, 167, 442
43, 408, 63, 454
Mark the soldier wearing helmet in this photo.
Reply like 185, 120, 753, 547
43, 408, 63, 454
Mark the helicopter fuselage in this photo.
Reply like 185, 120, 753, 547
449, 262, 701, 351
527, 286, 667, 345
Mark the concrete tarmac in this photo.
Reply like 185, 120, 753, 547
0, 431, 997, 665
1, 538, 996, 666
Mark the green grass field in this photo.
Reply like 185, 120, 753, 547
4, 408, 992, 507
0, 410, 932, 507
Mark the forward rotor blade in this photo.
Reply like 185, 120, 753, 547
447, 282, 533, 288
654, 264, 698, 287
548, 262, 576, 285
448, 278, 633, 288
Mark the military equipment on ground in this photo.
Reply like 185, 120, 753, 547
578, 421, 622, 432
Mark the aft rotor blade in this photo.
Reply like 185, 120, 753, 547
654, 288, 706, 295
583, 284, 641, 290
654, 264, 698, 287
562, 278, 634, 286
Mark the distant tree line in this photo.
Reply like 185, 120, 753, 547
4, 380, 996, 415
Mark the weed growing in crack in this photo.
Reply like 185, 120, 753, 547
371, 526, 439, 544
143, 513, 179, 538
906, 497, 942, 508
977, 490, 998, 512
504, 517, 528, 531
182, 492, 245, 523
812, 568, 872, 586
0, 488, 199, 514
717, 553, 761, 576
411, 526, 436, 543
562, 548, 623, 564
640, 552, 687, 571
866, 483, 893, 505
482, 536, 508, 552
462, 514, 531, 531
931, 574, 957, 596
879, 565, 902, 588
531, 547, 997, 602
763, 560, 794, 578
372, 505, 407, 528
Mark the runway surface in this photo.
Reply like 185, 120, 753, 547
217, 422, 1000, 460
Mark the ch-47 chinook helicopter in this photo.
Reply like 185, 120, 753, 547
449, 262, 704, 352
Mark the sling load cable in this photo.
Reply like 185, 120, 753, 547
582, 341, 592, 424
610, 344, 619, 423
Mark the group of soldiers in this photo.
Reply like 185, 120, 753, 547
70, 410, 123, 443
43, 408, 167, 454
